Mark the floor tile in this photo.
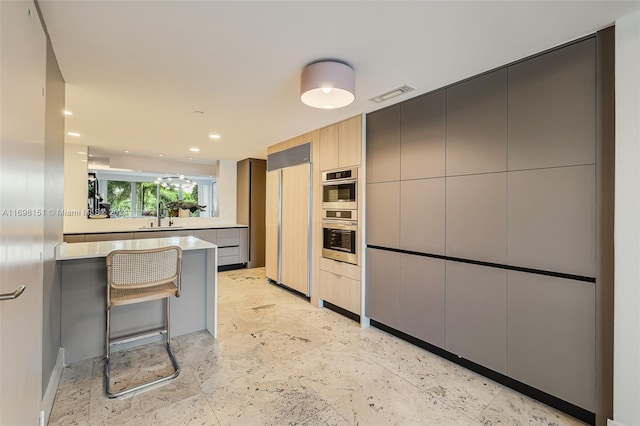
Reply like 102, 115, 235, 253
49, 267, 586, 426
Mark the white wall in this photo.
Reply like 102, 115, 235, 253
216, 159, 237, 223
613, 11, 640, 426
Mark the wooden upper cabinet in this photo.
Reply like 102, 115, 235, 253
319, 115, 362, 171
319, 125, 339, 171
338, 115, 362, 168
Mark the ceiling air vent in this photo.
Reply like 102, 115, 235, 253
370, 84, 416, 103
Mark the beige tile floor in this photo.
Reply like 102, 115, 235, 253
48, 267, 585, 426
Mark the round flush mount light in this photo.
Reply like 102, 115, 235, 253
300, 60, 355, 109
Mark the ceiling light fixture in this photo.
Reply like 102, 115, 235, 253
190, 147, 200, 152
209, 134, 221, 139
300, 60, 355, 109
63, 110, 73, 116
66, 131, 81, 137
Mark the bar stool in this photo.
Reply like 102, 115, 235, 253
105, 246, 183, 398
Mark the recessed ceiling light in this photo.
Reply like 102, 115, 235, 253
124, 150, 130, 153
157, 154, 164, 157
190, 147, 200, 152
209, 134, 221, 139
67, 131, 81, 137
63, 110, 73, 116
77, 151, 86, 155
187, 157, 194, 160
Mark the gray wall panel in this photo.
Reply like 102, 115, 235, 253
366, 105, 401, 183
400, 90, 446, 180
445, 262, 507, 373
400, 178, 445, 254
507, 165, 596, 277
445, 173, 507, 263
366, 181, 400, 248
446, 69, 507, 176
399, 254, 445, 347
508, 38, 596, 170
366, 248, 399, 328
507, 271, 596, 411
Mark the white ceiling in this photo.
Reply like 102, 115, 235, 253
39, 1, 639, 166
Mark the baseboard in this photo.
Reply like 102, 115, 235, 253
41, 348, 64, 426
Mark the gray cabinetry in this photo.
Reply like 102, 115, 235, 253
445, 173, 507, 263
445, 262, 507, 373
366, 181, 399, 248
366, 105, 400, 183
193, 229, 217, 245
508, 38, 596, 170
85, 232, 134, 242
400, 89, 446, 180
507, 271, 595, 411
400, 178, 445, 254
399, 254, 445, 347
446, 69, 507, 176
507, 165, 596, 277
365, 248, 399, 328
237, 158, 266, 268
133, 231, 165, 239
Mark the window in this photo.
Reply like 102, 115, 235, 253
95, 171, 216, 218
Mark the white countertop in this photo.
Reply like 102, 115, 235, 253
56, 236, 217, 260
65, 222, 247, 235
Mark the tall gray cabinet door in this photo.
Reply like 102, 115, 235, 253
366, 248, 400, 328
507, 271, 595, 411
446, 69, 507, 176
400, 178, 445, 254
399, 254, 445, 347
445, 262, 507, 373
507, 165, 596, 277
445, 173, 507, 264
366, 181, 400, 249
508, 38, 596, 170
400, 89, 446, 180
366, 105, 400, 183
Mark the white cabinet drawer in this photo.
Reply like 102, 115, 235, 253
217, 228, 240, 247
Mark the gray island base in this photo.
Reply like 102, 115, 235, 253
56, 236, 217, 364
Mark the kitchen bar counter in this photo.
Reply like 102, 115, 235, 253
56, 235, 216, 260
57, 237, 217, 363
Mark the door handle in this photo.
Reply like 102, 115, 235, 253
0, 285, 26, 301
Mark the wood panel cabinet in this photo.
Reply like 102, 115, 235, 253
319, 257, 361, 315
265, 170, 280, 282
280, 164, 310, 295
319, 270, 361, 315
319, 115, 362, 171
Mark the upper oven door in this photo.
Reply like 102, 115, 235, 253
322, 180, 357, 210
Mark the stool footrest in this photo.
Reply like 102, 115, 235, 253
109, 328, 167, 347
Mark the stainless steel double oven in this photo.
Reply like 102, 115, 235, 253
321, 168, 358, 265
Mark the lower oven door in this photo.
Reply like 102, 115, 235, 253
322, 220, 357, 264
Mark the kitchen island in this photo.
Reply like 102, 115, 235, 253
56, 236, 217, 363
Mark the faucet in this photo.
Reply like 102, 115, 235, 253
157, 201, 164, 227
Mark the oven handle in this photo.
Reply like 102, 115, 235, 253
322, 179, 357, 186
